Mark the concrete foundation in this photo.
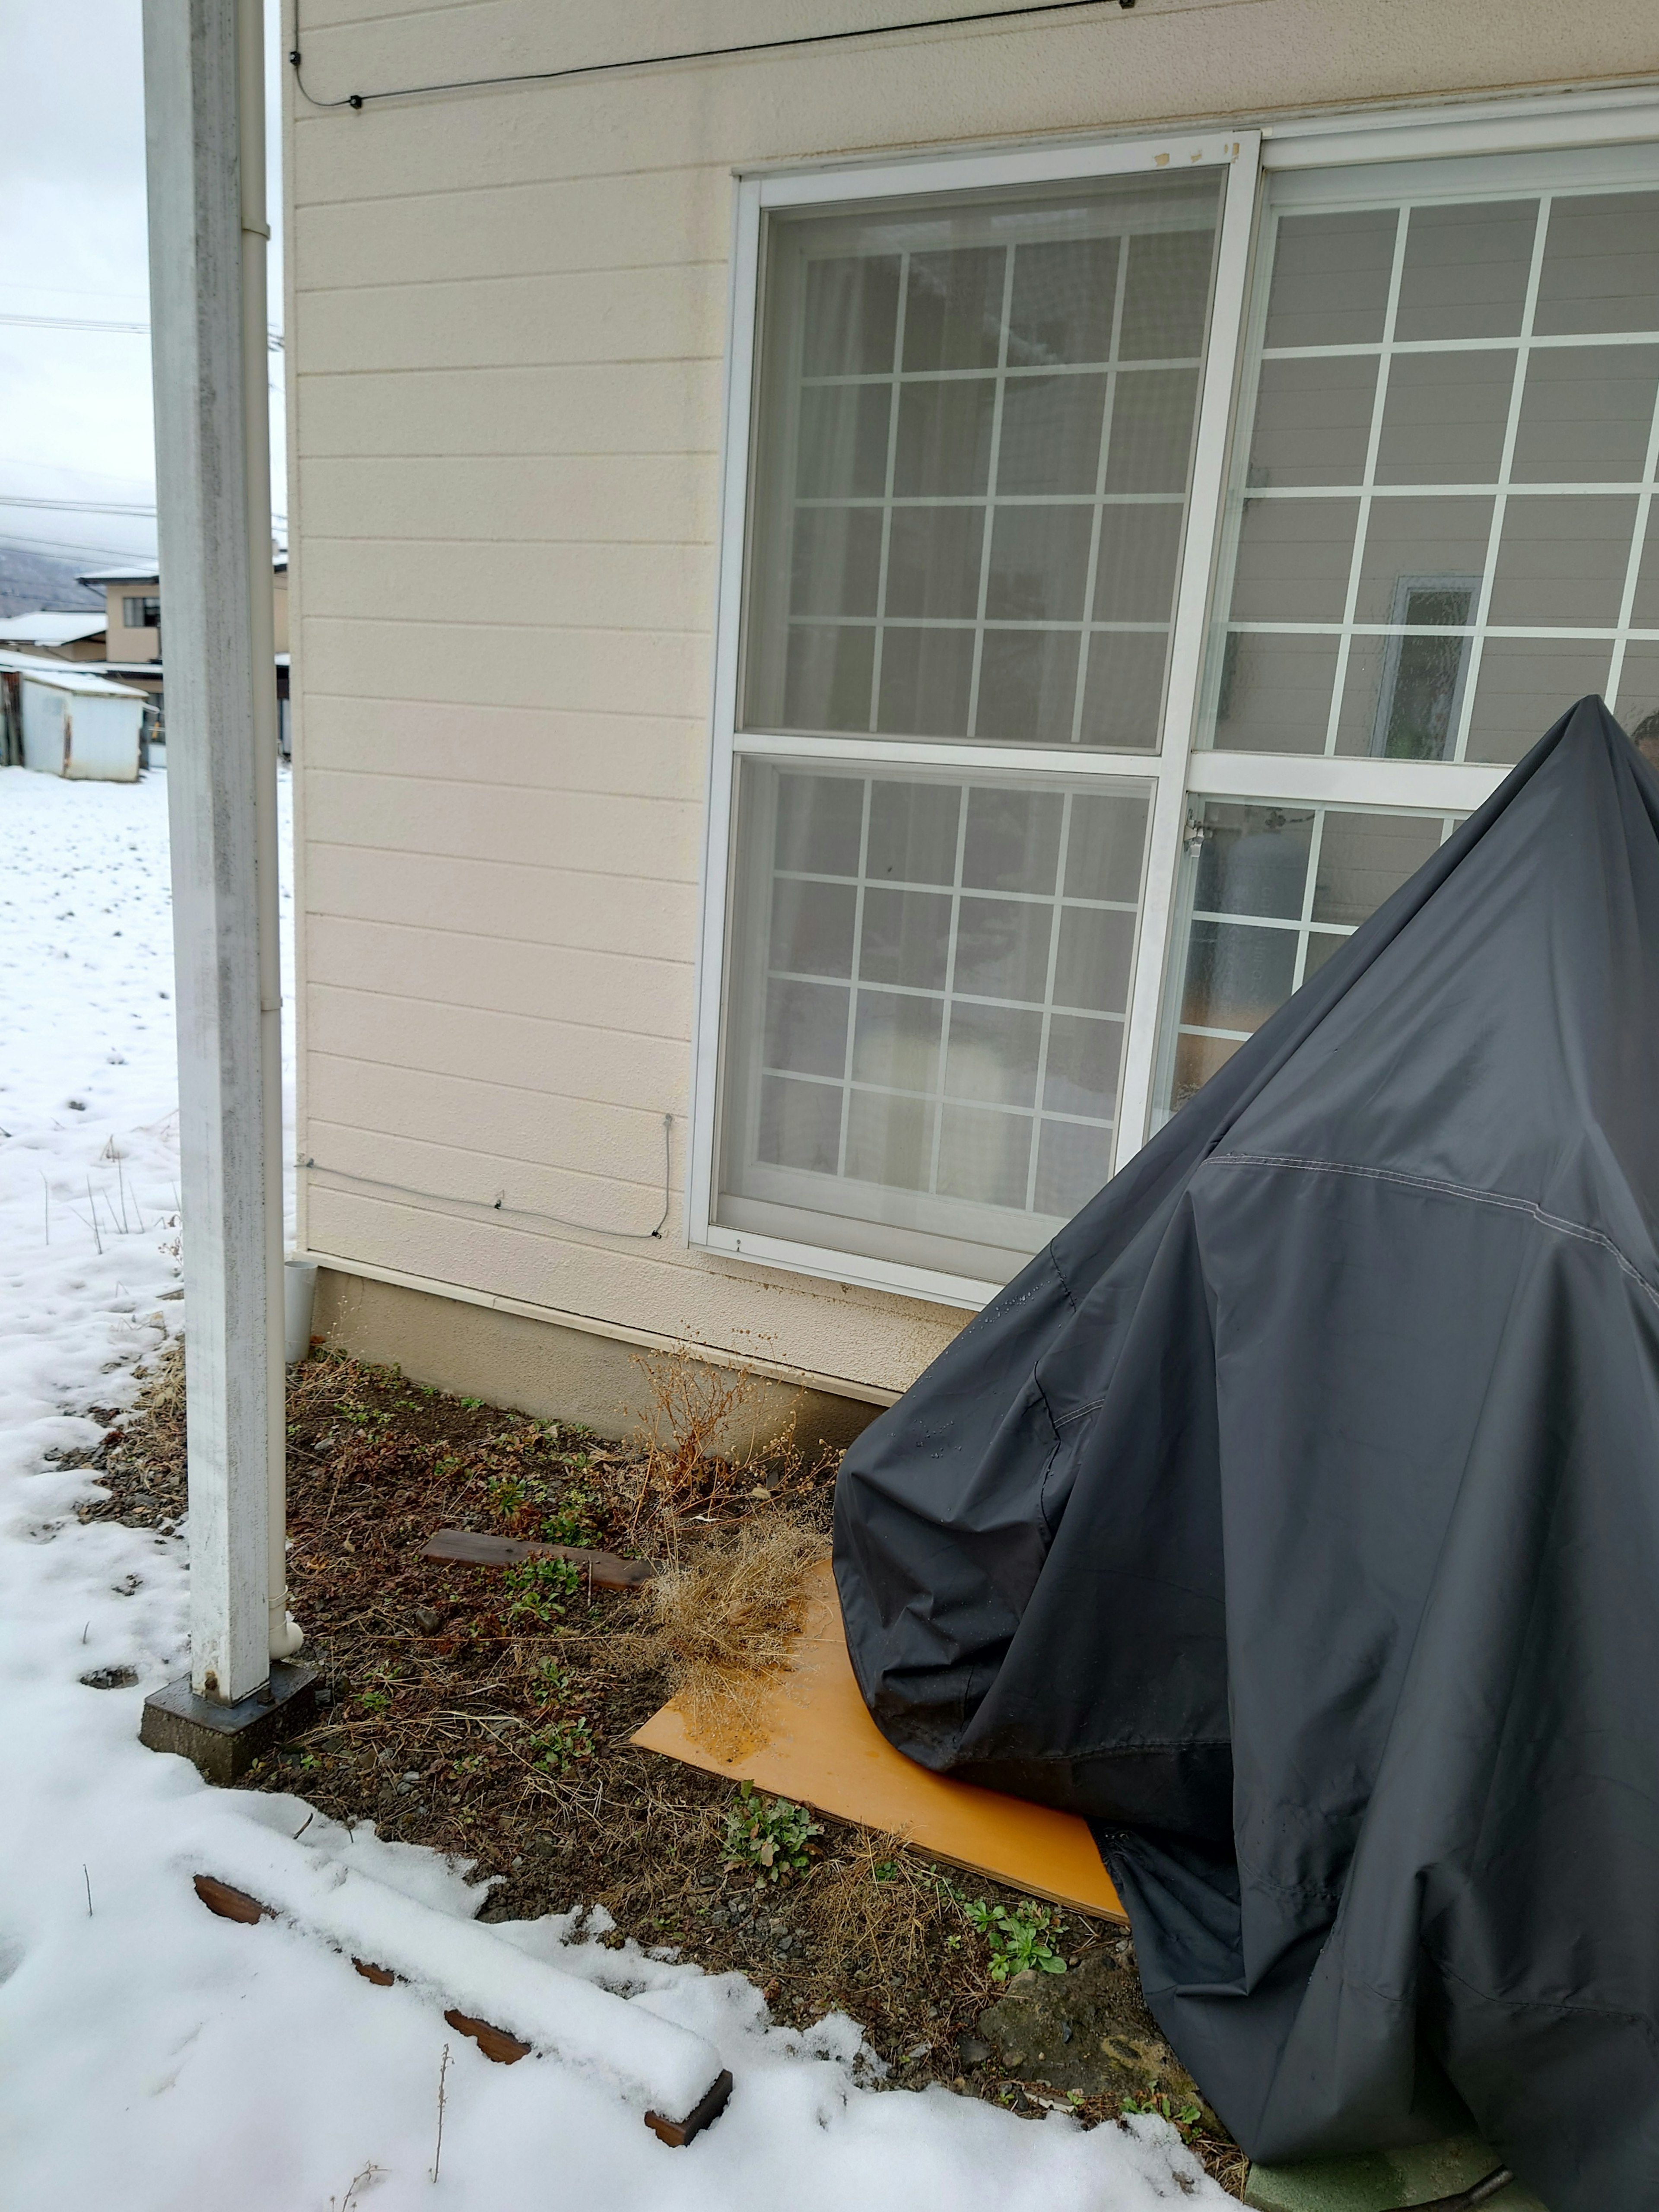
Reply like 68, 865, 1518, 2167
140, 1659, 318, 1785
309, 1267, 885, 1461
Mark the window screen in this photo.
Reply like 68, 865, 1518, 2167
1205, 178, 1659, 763
718, 764, 1154, 1281
743, 173, 1224, 751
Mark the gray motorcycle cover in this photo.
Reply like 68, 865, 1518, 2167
834, 699, 1659, 2208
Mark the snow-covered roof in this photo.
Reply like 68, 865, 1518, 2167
0, 610, 107, 649
0, 649, 146, 699
75, 565, 160, 586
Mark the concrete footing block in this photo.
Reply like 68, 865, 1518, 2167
140, 1659, 318, 1784
1243, 2134, 1548, 2211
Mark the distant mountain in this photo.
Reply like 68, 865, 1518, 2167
0, 543, 105, 620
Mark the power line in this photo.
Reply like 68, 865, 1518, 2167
0, 311, 283, 350
290, 0, 1133, 111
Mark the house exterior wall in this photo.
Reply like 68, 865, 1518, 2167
284, 0, 1659, 1421
104, 586, 160, 664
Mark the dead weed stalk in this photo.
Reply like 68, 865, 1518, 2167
642, 1519, 829, 1758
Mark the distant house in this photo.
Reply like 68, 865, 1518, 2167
0, 610, 108, 662
77, 557, 290, 750
0, 651, 148, 781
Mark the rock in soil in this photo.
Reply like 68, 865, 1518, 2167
978, 1951, 1217, 2122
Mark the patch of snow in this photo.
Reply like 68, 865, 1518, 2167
0, 763, 1227, 2208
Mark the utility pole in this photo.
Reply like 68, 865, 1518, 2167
140, 0, 311, 1782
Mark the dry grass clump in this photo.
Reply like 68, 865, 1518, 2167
807, 1824, 977, 2001
643, 1519, 830, 1758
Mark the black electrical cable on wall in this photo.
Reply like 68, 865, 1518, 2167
289, 0, 1135, 114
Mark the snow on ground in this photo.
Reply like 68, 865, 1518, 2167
0, 762, 1224, 2210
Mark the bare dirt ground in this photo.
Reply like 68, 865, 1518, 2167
78, 1338, 1247, 2196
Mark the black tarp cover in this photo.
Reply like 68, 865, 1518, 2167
834, 702, 1659, 2209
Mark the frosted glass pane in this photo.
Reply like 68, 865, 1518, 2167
1034, 1119, 1115, 1217
904, 247, 1005, 371
1105, 368, 1203, 493
783, 626, 874, 731
746, 174, 1221, 747
954, 896, 1052, 1001
1230, 497, 1360, 622
1043, 1014, 1123, 1117
867, 779, 960, 884
852, 992, 942, 1090
775, 773, 863, 875
1094, 504, 1183, 623
976, 629, 1081, 745
1008, 237, 1119, 365
1078, 631, 1168, 750
769, 878, 856, 978
1263, 209, 1396, 347
859, 886, 953, 988
1053, 906, 1137, 1014
893, 379, 997, 496
944, 1003, 1044, 1107
1194, 804, 1314, 919
759, 1077, 842, 1172
1248, 354, 1379, 487
1395, 200, 1537, 341
997, 375, 1106, 495
845, 1090, 934, 1189
885, 505, 984, 618
961, 785, 1062, 894
985, 505, 1093, 621
1213, 634, 1338, 753
1352, 497, 1493, 624
1375, 350, 1516, 484
797, 385, 891, 498
1465, 639, 1612, 764
1488, 495, 1639, 626
802, 254, 899, 375
1182, 920, 1298, 1032
1510, 345, 1659, 483
1535, 191, 1659, 337
721, 762, 1154, 1277
1064, 789, 1149, 902
765, 978, 849, 1077
1335, 633, 1472, 761
937, 1106, 1030, 1208
876, 628, 974, 736
1312, 811, 1442, 925
1120, 226, 1216, 359
790, 507, 882, 616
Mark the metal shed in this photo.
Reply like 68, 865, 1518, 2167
0, 652, 147, 782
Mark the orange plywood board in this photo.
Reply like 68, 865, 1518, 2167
632, 1562, 1125, 1921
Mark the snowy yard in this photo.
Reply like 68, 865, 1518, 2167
0, 762, 1223, 2210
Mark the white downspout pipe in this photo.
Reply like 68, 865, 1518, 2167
143, 0, 296, 1704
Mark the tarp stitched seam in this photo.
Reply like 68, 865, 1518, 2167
1211, 1152, 1659, 1316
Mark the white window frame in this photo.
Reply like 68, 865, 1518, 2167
689, 91, 1659, 1312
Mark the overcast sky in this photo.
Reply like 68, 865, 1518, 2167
0, 0, 284, 571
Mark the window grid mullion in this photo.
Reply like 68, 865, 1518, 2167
1322, 206, 1411, 757
1449, 193, 1553, 764
1607, 370, 1659, 716
1024, 792, 1075, 1213
1069, 241, 1132, 746
965, 246, 1020, 740
834, 779, 875, 1179
867, 251, 911, 735
1290, 808, 1327, 990
925, 791, 975, 1198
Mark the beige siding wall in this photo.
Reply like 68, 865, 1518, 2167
286, 0, 1659, 1406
